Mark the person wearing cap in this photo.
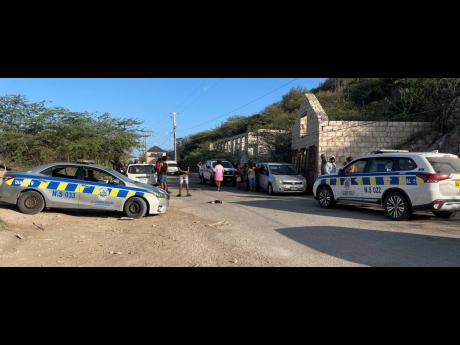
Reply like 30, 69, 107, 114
326, 155, 337, 174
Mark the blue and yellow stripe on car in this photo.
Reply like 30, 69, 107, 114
319, 174, 424, 187
4, 175, 153, 200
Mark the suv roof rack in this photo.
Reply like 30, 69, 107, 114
372, 149, 410, 154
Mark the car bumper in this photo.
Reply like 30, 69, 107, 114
150, 198, 169, 214
413, 199, 460, 212
275, 185, 306, 193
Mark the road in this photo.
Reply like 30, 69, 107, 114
1, 174, 460, 266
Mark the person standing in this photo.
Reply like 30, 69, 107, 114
213, 160, 224, 192
177, 154, 192, 197
320, 154, 328, 175
326, 155, 337, 174
159, 156, 170, 193
248, 162, 257, 191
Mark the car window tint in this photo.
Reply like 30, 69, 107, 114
344, 159, 368, 174
427, 157, 460, 173
83, 168, 119, 185
42, 166, 79, 179
368, 158, 394, 173
397, 158, 417, 171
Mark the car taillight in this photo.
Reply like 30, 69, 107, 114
416, 173, 451, 183
3, 175, 14, 182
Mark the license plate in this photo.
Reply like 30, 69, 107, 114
456, 181, 460, 188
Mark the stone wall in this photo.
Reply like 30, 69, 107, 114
319, 121, 434, 166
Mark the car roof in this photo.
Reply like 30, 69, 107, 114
28, 162, 113, 173
128, 163, 154, 166
355, 152, 458, 160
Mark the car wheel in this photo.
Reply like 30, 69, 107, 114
268, 183, 274, 195
17, 190, 45, 215
124, 197, 147, 219
317, 186, 335, 209
384, 192, 412, 221
433, 211, 456, 218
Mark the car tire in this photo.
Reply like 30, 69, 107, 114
433, 211, 456, 219
268, 183, 274, 195
383, 192, 412, 221
124, 197, 147, 219
17, 190, 45, 215
317, 186, 335, 209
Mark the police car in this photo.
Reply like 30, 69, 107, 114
0, 162, 170, 219
313, 151, 460, 220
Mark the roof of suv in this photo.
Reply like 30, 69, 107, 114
357, 152, 459, 160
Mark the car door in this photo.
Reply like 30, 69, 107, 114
204, 161, 212, 181
39, 165, 81, 208
338, 158, 369, 201
258, 164, 269, 191
78, 167, 126, 211
364, 157, 396, 202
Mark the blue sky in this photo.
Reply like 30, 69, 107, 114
0, 78, 325, 152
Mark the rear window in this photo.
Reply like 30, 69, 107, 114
42, 166, 79, 179
128, 165, 155, 174
426, 157, 460, 174
368, 158, 394, 173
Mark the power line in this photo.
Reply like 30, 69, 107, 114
179, 78, 224, 114
175, 78, 208, 112
177, 78, 302, 134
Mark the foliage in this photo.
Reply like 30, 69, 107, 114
0, 95, 145, 168
178, 87, 308, 163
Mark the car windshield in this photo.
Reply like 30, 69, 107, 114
269, 164, 298, 175
212, 161, 233, 169
168, 162, 177, 167
427, 156, 460, 174
128, 165, 155, 174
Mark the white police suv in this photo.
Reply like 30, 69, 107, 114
313, 151, 460, 220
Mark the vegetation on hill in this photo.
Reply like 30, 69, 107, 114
179, 78, 460, 165
0, 95, 146, 168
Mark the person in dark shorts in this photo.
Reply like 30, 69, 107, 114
177, 154, 192, 197
159, 156, 169, 193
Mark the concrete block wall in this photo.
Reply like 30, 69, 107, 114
319, 121, 434, 167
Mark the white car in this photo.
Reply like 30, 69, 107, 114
256, 162, 306, 195
166, 161, 179, 175
313, 151, 460, 220
127, 164, 157, 185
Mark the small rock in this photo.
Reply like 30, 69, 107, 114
118, 217, 134, 221
15, 234, 24, 240
229, 259, 238, 264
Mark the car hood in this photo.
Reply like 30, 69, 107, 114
131, 182, 165, 193
274, 175, 305, 182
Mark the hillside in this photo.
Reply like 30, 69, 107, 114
178, 78, 460, 165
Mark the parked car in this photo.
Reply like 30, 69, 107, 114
127, 163, 157, 185
256, 162, 307, 195
199, 160, 237, 186
313, 151, 460, 221
0, 162, 169, 219
166, 161, 179, 175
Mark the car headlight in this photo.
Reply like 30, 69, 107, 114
152, 191, 167, 199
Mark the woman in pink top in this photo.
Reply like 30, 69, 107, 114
213, 160, 225, 191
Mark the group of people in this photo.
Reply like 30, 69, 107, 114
320, 154, 355, 175
235, 161, 257, 192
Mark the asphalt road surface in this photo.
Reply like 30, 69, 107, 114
0, 173, 459, 266
172, 174, 460, 267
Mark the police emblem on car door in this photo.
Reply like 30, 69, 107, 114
79, 167, 122, 210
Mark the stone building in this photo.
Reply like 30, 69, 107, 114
210, 129, 286, 163
291, 93, 434, 189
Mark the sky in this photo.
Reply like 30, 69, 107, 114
0, 78, 326, 152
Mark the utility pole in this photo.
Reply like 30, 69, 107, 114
171, 112, 177, 161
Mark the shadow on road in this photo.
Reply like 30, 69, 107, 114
276, 226, 460, 267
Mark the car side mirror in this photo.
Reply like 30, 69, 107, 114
112, 178, 123, 186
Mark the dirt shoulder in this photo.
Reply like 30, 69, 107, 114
0, 204, 268, 267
